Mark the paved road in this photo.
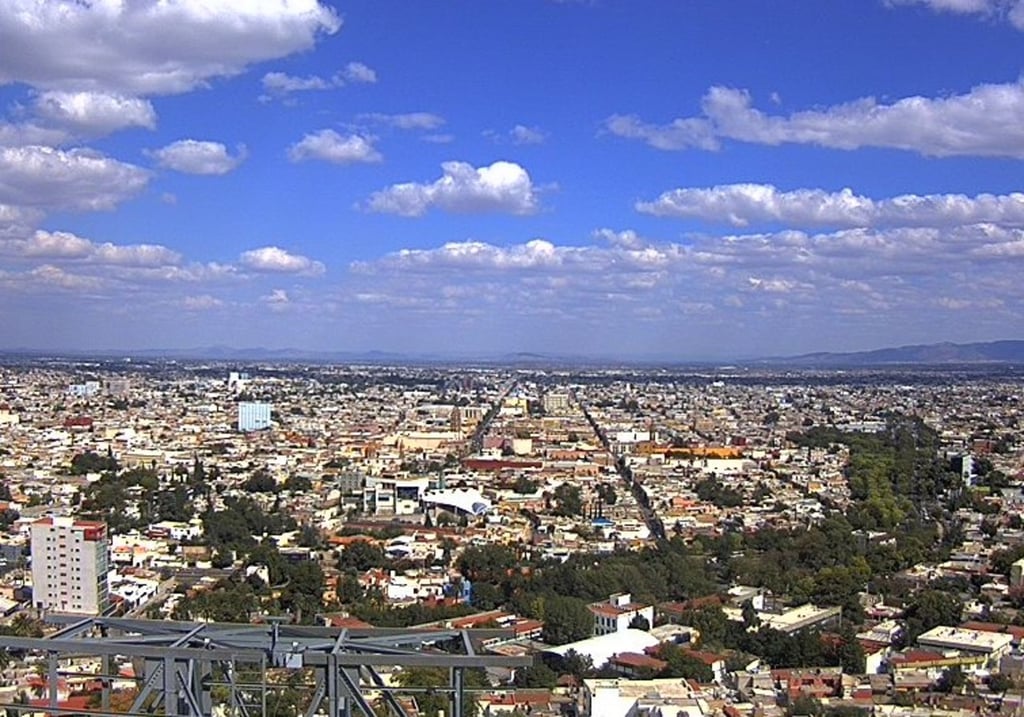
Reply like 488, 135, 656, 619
573, 392, 667, 542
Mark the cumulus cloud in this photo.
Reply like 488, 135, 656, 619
0, 145, 149, 211
5, 230, 182, 267
593, 228, 651, 249
887, 0, 1024, 29
0, 204, 44, 240
262, 288, 292, 311
357, 112, 446, 130
288, 130, 381, 164
239, 246, 325, 275
34, 91, 156, 135
260, 62, 376, 97
262, 71, 336, 94
365, 161, 541, 217
637, 184, 1024, 228
149, 139, 247, 175
0, 0, 342, 96
342, 62, 377, 84
0, 121, 69, 148
510, 124, 548, 144
607, 79, 1024, 158
486, 125, 548, 145
182, 294, 224, 311
346, 220, 1024, 333
26, 264, 106, 293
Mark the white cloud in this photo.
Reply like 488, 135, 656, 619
262, 288, 292, 311
91, 242, 183, 268
7, 230, 182, 267
358, 112, 446, 130
239, 246, 325, 275
0, 0, 342, 96
0, 204, 44, 240
605, 114, 719, 151
0, 145, 149, 211
343, 62, 377, 84
365, 161, 541, 217
182, 294, 224, 311
262, 71, 335, 94
510, 124, 548, 145
346, 220, 1024, 334
593, 228, 651, 249
288, 130, 381, 164
33, 91, 156, 135
149, 140, 247, 175
607, 79, 1024, 158
890, 0, 996, 13
637, 184, 1024, 228
887, 0, 1024, 28
17, 231, 92, 259
26, 264, 106, 292
0, 121, 68, 147
260, 62, 374, 97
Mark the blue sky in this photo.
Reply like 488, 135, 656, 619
2, 0, 1024, 359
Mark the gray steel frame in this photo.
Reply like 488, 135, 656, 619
0, 616, 532, 716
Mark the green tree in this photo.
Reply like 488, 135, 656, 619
904, 590, 963, 643
337, 540, 386, 572
657, 645, 713, 681
243, 468, 278, 493
552, 484, 583, 517
541, 596, 593, 645
629, 613, 650, 631
513, 661, 558, 688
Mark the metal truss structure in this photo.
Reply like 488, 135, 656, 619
0, 616, 533, 716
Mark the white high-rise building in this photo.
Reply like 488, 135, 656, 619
30, 517, 109, 615
238, 402, 272, 432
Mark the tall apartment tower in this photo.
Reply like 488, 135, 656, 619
237, 402, 272, 432
30, 517, 109, 615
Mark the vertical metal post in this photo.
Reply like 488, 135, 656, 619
47, 651, 58, 712
261, 654, 268, 717
451, 667, 464, 717
100, 654, 111, 713
327, 654, 339, 717
163, 656, 178, 716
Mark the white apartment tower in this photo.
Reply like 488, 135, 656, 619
31, 517, 109, 615
238, 401, 272, 432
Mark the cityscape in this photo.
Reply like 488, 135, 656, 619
0, 356, 1019, 715
4, 0, 1024, 715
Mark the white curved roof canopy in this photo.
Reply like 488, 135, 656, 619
421, 488, 492, 516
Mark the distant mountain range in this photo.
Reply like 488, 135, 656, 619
3, 340, 1024, 367
768, 340, 1024, 367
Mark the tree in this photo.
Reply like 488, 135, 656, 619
904, 590, 963, 642
243, 468, 278, 493
552, 484, 583, 517
936, 665, 967, 694
337, 540, 386, 572
284, 474, 313, 493
553, 649, 593, 680
989, 673, 1014, 693
513, 660, 558, 688
457, 544, 518, 583
394, 666, 484, 717
541, 596, 593, 645
741, 599, 760, 630
470, 582, 504, 611
628, 613, 650, 631
336, 573, 364, 604
657, 645, 713, 682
